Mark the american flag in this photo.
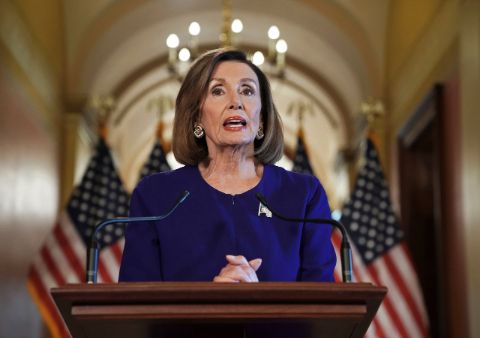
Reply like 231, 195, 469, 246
27, 137, 130, 338
139, 139, 171, 180
290, 131, 339, 278
291, 134, 429, 337
291, 130, 314, 175
339, 138, 429, 338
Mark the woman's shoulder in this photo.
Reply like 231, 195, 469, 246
134, 165, 196, 192
264, 165, 329, 210
266, 164, 321, 187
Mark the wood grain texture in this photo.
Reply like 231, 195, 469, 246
52, 282, 386, 338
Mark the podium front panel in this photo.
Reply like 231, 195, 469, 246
52, 282, 386, 338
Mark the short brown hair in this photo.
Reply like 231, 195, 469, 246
172, 48, 284, 165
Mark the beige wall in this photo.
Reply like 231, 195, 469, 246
386, 0, 445, 82
386, 0, 458, 204
14, 0, 65, 78
0, 0, 64, 337
385, 0, 479, 337
459, 2, 480, 337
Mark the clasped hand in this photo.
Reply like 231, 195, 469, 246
213, 255, 262, 283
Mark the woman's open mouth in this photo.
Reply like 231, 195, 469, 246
223, 116, 247, 130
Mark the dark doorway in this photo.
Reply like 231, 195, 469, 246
398, 86, 445, 338
397, 81, 468, 338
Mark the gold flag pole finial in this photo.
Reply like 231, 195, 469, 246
360, 97, 384, 131
360, 97, 385, 165
360, 97, 385, 148
89, 95, 116, 140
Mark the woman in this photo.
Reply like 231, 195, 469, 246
119, 49, 336, 283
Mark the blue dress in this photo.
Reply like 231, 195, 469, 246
118, 164, 336, 282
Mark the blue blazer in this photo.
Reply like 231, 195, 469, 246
119, 165, 336, 282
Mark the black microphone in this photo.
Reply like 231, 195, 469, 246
255, 193, 353, 283
86, 190, 190, 283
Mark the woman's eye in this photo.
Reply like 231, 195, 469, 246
241, 87, 255, 96
211, 87, 224, 96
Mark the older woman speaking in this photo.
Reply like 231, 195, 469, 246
119, 49, 336, 283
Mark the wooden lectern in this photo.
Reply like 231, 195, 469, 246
52, 282, 386, 338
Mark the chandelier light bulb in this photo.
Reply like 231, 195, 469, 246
166, 34, 180, 48
252, 51, 265, 66
231, 19, 243, 33
166, 10, 288, 78
188, 22, 201, 36
178, 48, 191, 62
268, 25, 280, 40
276, 39, 288, 53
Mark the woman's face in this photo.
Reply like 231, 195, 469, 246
199, 61, 262, 155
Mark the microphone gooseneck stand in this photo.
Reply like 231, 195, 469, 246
86, 190, 190, 283
256, 193, 353, 282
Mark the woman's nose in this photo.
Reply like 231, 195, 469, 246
228, 93, 244, 110
229, 103, 243, 110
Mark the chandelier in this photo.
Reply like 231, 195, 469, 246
165, 0, 288, 78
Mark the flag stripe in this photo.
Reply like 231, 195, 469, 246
365, 321, 381, 338
101, 243, 121, 282
97, 256, 113, 283
369, 319, 386, 338
347, 237, 392, 338
373, 257, 423, 338
54, 224, 84, 282
332, 231, 390, 338
394, 244, 429, 325
332, 232, 342, 282
370, 302, 392, 338
32, 249, 57, 291
349, 239, 370, 283
367, 264, 410, 338
45, 231, 77, 284
383, 250, 427, 337
351, 242, 395, 338
41, 247, 66, 286
368, 266, 405, 338
61, 213, 87, 269
110, 240, 123, 264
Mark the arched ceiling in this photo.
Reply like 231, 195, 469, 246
63, 0, 390, 207
66, 0, 388, 106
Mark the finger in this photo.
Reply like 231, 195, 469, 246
237, 264, 260, 282
219, 265, 253, 283
223, 257, 260, 282
213, 276, 239, 283
226, 255, 249, 266
240, 264, 257, 282
248, 258, 262, 271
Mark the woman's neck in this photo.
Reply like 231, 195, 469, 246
198, 148, 263, 195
